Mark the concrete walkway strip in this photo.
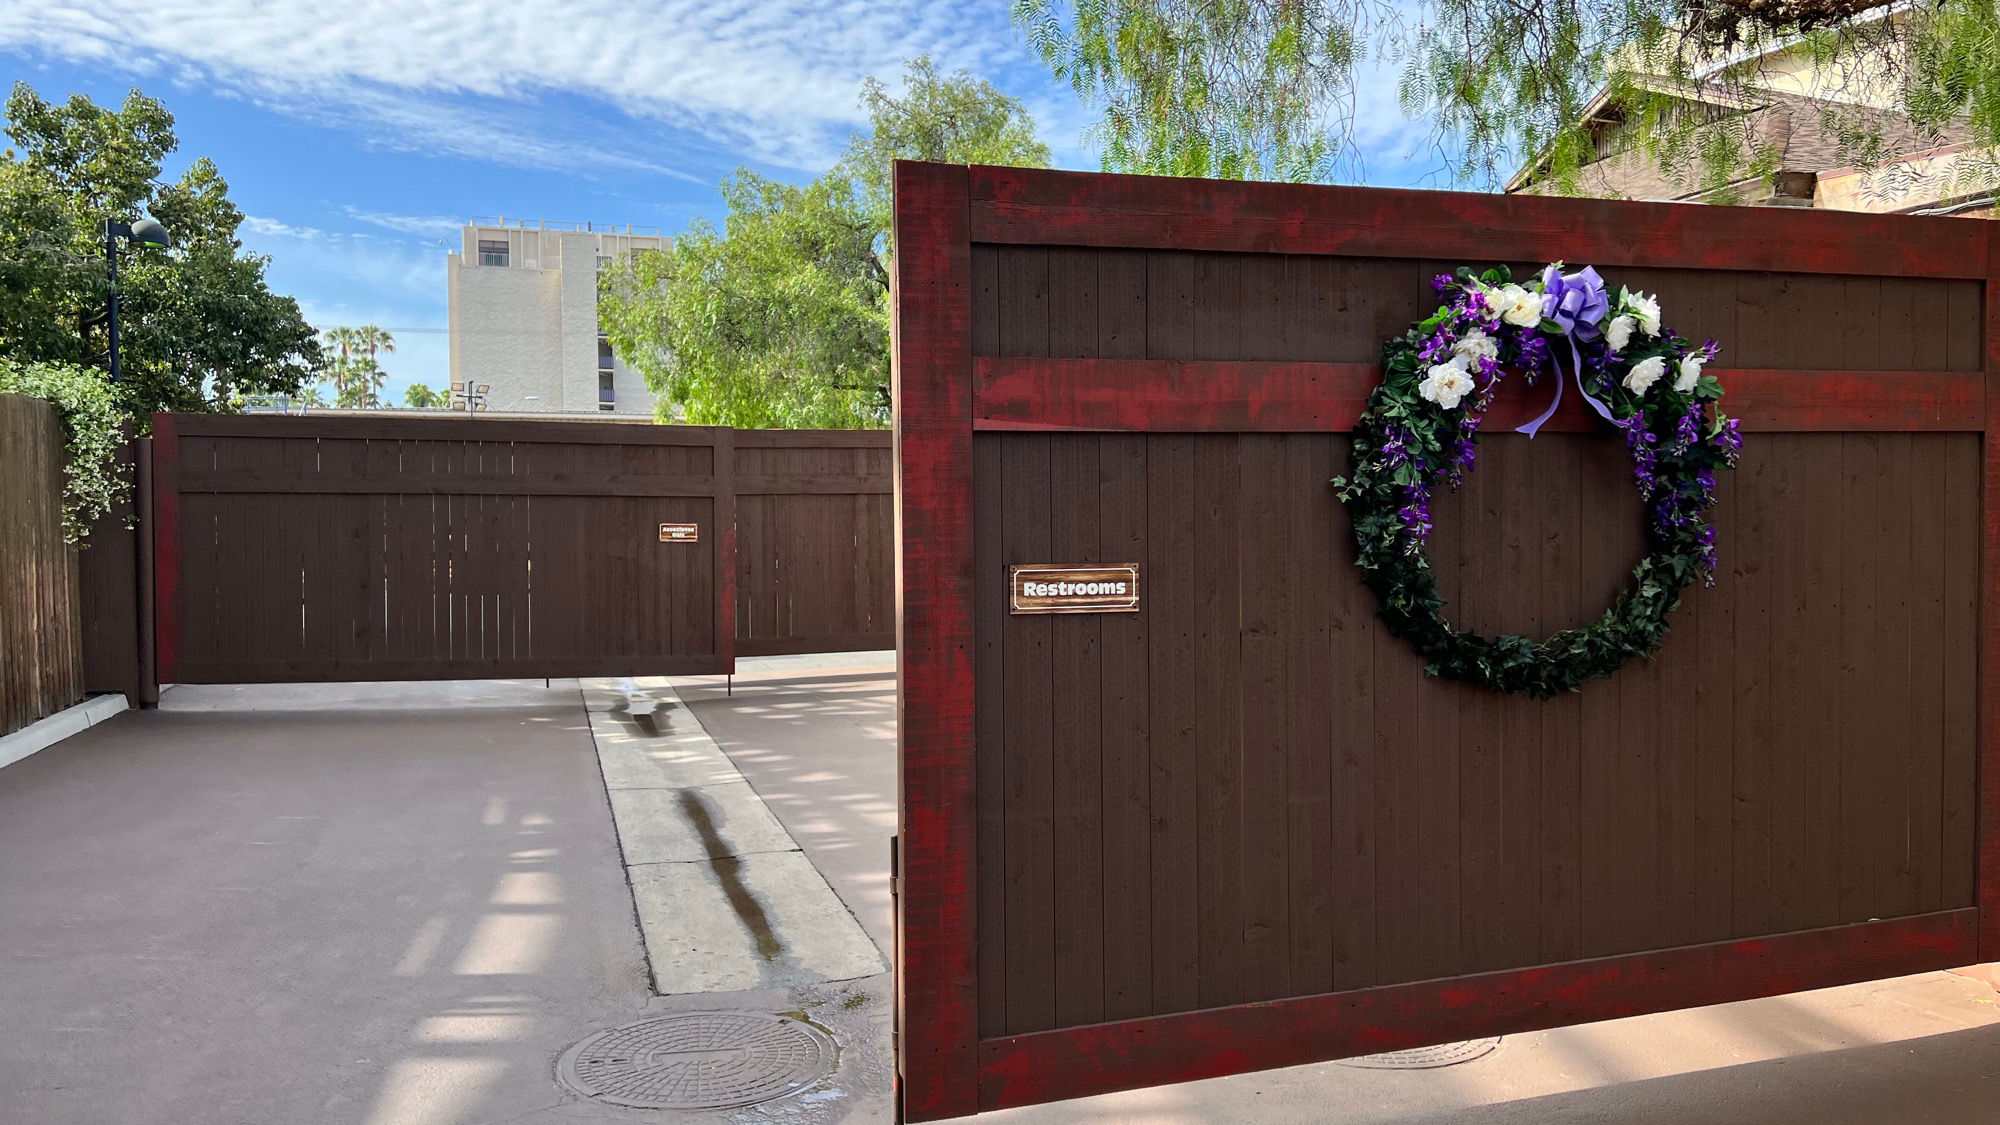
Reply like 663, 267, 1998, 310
582, 676, 889, 996
0, 693, 129, 771
606, 784, 797, 864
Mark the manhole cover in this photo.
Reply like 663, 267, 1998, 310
1337, 1038, 1500, 1069
556, 1011, 838, 1110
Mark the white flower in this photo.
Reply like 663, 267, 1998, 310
1451, 329, 1498, 364
1419, 361, 1477, 410
1622, 287, 1662, 336
1674, 352, 1707, 393
1623, 355, 1666, 395
1605, 315, 1637, 352
1497, 284, 1544, 328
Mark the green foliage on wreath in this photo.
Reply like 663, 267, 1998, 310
1333, 264, 1740, 698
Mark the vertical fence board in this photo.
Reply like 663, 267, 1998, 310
1097, 433, 1152, 1020
0, 396, 82, 737
1144, 434, 1200, 1015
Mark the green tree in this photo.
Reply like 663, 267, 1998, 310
840, 56, 1053, 241
1013, 0, 2000, 194
403, 382, 446, 409
1014, 0, 1360, 181
319, 324, 393, 408
601, 173, 884, 428
0, 83, 321, 419
599, 58, 1050, 428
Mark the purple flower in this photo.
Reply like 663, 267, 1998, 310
1398, 481, 1434, 549
1616, 413, 1660, 497
1517, 333, 1550, 377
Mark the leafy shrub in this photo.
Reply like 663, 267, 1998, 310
0, 358, 130, 543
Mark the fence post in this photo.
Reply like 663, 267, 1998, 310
136, 436, 158, 707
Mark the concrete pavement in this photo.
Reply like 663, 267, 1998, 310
0, 679, 652, 1125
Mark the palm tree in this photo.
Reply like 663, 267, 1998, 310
403, 382, 446, 409
318, 325, 395, 408
355, 325, 396, 406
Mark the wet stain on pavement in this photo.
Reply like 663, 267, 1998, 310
678, 789, 785, 962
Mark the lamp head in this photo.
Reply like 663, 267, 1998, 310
128, 218, 172, 248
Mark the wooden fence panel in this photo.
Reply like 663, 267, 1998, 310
0, 395, 82, 737
147, 416, 891, 685
154, 414, 734, 683
734, 429, 893, 656
78, 435, 151, 706
892, 162, 1999, 1120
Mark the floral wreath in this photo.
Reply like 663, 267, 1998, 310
1333, 263, 1743, 698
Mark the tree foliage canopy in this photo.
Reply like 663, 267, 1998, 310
601, 172, 888, 428
320, 325, 395, 409
599, 58, 1051, 428
403, 382, 446, 409
0, 83, 321, 421
844, 56, 1054, 237
1014, 0, 2000, 195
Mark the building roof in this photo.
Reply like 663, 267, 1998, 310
1506, 76, 1971, 204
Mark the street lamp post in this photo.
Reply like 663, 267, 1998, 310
102, 217, 172, 383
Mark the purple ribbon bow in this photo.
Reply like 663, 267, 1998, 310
1518, 264, 1615, 437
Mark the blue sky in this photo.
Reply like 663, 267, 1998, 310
2, 1, 1442, 401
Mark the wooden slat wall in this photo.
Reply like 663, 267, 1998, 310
157, 415, 730, 683
0, 395, 82, 736
969, 248, 1985, 1035
733, 430, 893, 657
153, 416, 892, 684
78, 435, 144, 704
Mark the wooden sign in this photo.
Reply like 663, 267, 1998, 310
658, 522, 700, 543
1009, 564, 1140, 614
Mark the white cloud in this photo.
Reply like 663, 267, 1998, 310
240, 214, 442, 309
0, 0, 1055, 174
240, 215, 326, 241
341, 206, 464, 239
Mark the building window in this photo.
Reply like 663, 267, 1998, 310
477, 239, 509, 267
599, 369, 616, 408
598, 337, 615, 371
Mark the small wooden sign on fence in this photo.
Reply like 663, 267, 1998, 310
659, 522, 700, 543
1009, 564, 1140, 614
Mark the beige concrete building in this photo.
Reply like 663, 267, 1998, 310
447, 219, 666, 415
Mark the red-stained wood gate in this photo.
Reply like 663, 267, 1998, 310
148, 414, 891, 686
890, 161, 2000, 1120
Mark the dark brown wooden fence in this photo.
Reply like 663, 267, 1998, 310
78, 434, 154, 706
735, 429, 893, 656
150, 414, 888, 685
891, 163, 1999, 1120
0, 394, 82, 737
